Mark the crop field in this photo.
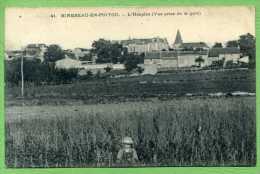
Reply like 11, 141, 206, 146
5, 96, 256, 167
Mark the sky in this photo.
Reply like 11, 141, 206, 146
5, 6, 255, 50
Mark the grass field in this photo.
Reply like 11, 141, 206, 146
5, 96, 256, 167
5, 69, 255, 106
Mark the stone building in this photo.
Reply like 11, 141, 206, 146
144, 30, 210, 69
119, 37, 169, 54
208, 47, 241, 66
144, 51, 178, 69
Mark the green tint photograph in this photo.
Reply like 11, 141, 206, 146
3, 5, 257, 170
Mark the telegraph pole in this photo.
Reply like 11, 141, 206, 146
21, 52, 24, 98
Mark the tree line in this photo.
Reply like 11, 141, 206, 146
5, 59, 79, 86
6, 39, 145, 85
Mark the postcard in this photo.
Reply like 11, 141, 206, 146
5, 6, 255, 167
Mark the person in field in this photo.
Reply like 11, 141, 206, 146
116, 136, 139, 165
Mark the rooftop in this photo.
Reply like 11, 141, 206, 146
208, 47, 240, 57
120, 37, 168, 45
26, 43, 47, 49
75, 48, 91, 51
179, 42, 209, 49
145, 51, 178, 59
174, 30, 183, 45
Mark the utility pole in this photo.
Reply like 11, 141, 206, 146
21, 52, 24, 97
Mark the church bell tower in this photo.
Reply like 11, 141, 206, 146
173, 29, 183, 49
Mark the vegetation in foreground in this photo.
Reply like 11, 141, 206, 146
5, 69, 255, 106
5, 97, 256, 167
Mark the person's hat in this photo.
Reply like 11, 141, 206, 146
122, 136, 134, 144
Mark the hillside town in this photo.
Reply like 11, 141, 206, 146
5, 30, 254, 78
4, 7, 256, 168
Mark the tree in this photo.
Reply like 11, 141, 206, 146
239, 33, 255, 68
5, 59, 53, 85
53, 68, 78, 84
195, 56, 204, 67
44, 44, 65, 62
210, 58, 225, 69
224, 60, 237, 69
5, 58, 81, 85
110, 42, 124, 64
91, 39, 124, 63
226, 40, 239, 48
5, 59, 21, 85
212, 42, 223, 48
137, 66, 144, 74
104, 66, 112, 72
124, 53, 144, 72
79, 53, 92, 61
86, 70, 93, 77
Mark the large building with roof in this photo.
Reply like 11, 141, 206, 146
144, 51, 178, 69
118, 37, 169, 54
172, 30, 210, 51
144, 49, 209, 69
144, 30, 210, 68
178, 42, 209, 51
144, 30, 244, 69
208, 47, 241, 66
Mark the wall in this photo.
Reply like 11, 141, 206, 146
219, 53, 241, 63
144, 59, 161, 65
127, 41, 169, 54
178, 54, 208, 67
160, 59, 178, 68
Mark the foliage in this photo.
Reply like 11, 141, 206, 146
5, 97, 256, 167
87, 70, 93, 77
91, 39, 125, 64
79, 53, 92, 61
44, 44, 65, 62
5, 60, 21, 85
212, 42, 223, 48
78, 70, 94, 81
5, 69, 254, 101
137, 66, 144, 74
224, 60, 249, 69
52, 68, 78, 84
5, 59, 78, 85
5, 59, 52, 85
91, 39, 144, 71
195, 56, 204, 67
95, 70, 102, 78
104, 66, 113, 72
238, 33, 255, 68
210, 58, 225, 69
224, 60, 240, 69
226, 40, 239, 48
123, 53, 144, 72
